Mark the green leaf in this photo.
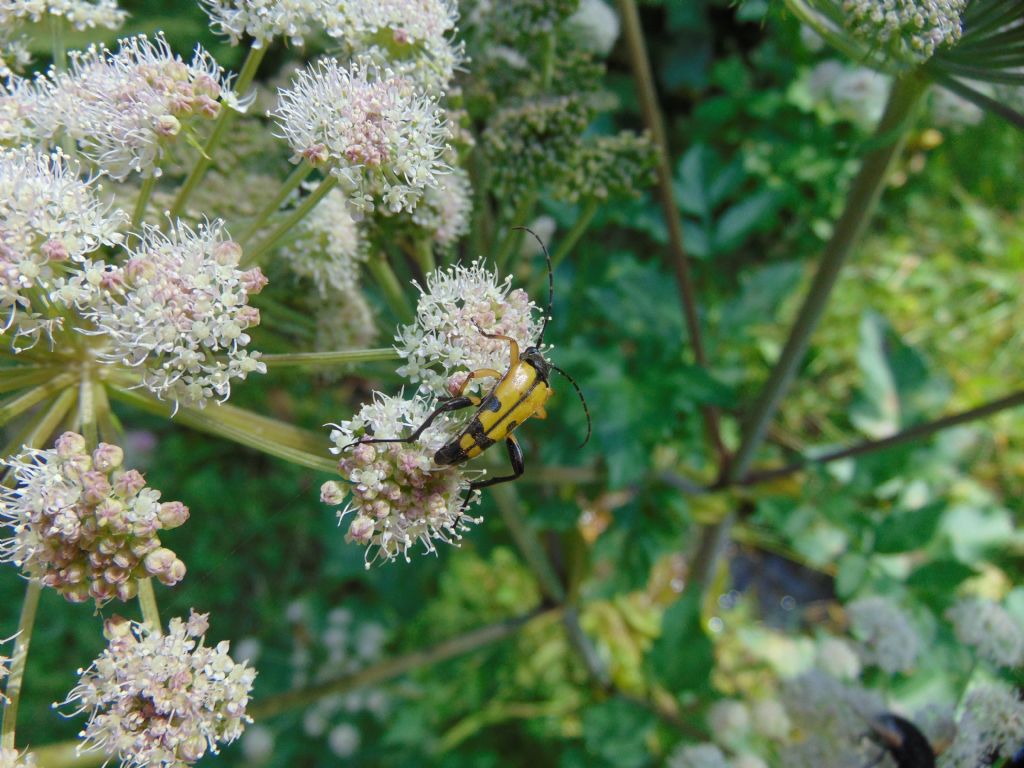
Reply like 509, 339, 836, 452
907, 559, 976, 596
712, 189, 779, 253
645, 593, 713, 694
851, 312, 901, 439
676, 144, 719, 218
581, 698, 655, 768
873, 501, 947, 554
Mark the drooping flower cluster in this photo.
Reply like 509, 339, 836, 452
840, 0, 967, 63
41, 33, 240, 178
0, 432, 189, 605
941, 684, 1024, 767
0, 145, 125, 344
200, 0, 338, 47
273, 57, 449, 213
81, 221, 267, 409
278, 187, 367, 295
394, 259, 543, 396
845, 595, 920, 673
321, 391, 478, 566
945, 597, 1024, 667
60, 611, 256, 768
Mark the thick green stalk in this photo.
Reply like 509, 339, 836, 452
0, 373, 75, 428
0, 580, 42, 750
689, 72, 929, 592
244, 175, 339, 266
137, 578, 161, 635
414, 237, 436, 276
366, 251, 415, 324
131, 175, 158, 228
250, 607, 561, 719
261, 348, 399, 368
235, 161, 315, 246
77, 372, 97, 446
493, 192, 538, 271
491, 483, 565, 603
49, 15, 66, 72
551, 199, 599, 270
168, 44, 267, 221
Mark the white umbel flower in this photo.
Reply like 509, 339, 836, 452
945, 597, 1024, 667
321, 391, 479, 567
0, 748, 36, 768
666, 743, 730, 768
411, 165, 472, 249
841, 0, 967, 63
60, 611, 256, 768
566, 0, 620, 56
0, 0, 126, 31
43, 33, 239, 179
846, 595, 920, 674
942, 684, 1024, 768
394, 259, 543, 396
200, 0, 338, 47
0, 76, 46, 144
278, 187, 367, 295
81, 220, 267, 409
273, 57, 449, 213
0, 145, 125, 344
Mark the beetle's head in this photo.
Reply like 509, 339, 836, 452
520, 346, 552, 381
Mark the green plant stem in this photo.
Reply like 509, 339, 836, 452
493, 192, 537, 272
414, 237, 436, 276
244, 175, 339, 265
616, 0, 728, 468
0, 373, 75, 428
551, 199, 599, 271
366, 251, 415, 324
137, 578, 161, 635
168, 44, 267, 221
490, 483, 565, 603
250, 606, 561, 720
2, 388, 77, 461
76, 372, 97, 446
235, 161, 315, 246
688, 72, 929, 593
739, 389, 1024, 487
49, 15, 66, 72
0, 366, 62, 395
261, 348, 399, 367
131, 175, 157, 228
0, 579, 41, 750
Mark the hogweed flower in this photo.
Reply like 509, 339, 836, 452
0, 432, 189, 605
314, 292, 377, 353
322, 390, 479, 567
59, 611, 256, 767
279, 187, 367, 295
42, 33, 241, 179
201, 0, 338, 47
394, 259, 543, 396
815, 636, 863, 680
942, 683, 1024, 767
845, 595, 920, 674
0, 76, 46, 144
750, 699, 791, 740
945, 597, 1024, 667
0, 0, 126, 31
706, 700, 750, 748
273, 57, 450, 213
411, 165, 472, 249
840, 0, 966, 64
0, 748, 36, 768
0, 145, 125, 345
82, 221, 267, 409
666, 743, 731, 768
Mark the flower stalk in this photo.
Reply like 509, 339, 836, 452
244, 174, 339, 265
0, 579, 42, 750
137, 578, 162, 635
236, 160, 315, 246
261, 348, 399, 367
131, 174, 157, 228
366, 251, 415, 324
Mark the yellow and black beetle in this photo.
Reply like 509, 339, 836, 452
352, 228, 590, 507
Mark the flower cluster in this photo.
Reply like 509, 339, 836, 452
278, 187, 367, 295
60, 611, 255, 767
0, 432, 189, 605
840, 0, 967, 63
200, 0, 337, 47
550, 131, 656, 203
845, 595, 920, 674
81, 221, 267, 409
273, 57, 450, 213
314, 293, 377, 354
394, 259, 543, 396
0, 748, 36, 768
0, 0, 126, 31
945, 597, 1024, 667
321, 391, 478, 566
806, 61, 891, 131
42, 33, 239, 178
410, 165, 472, 249
0, 145, 125, 344
941, 683, 1024, 767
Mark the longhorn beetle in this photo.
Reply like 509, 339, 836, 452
351, 227, 591, 508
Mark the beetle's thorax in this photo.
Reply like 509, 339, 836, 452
519, 346, 551, 382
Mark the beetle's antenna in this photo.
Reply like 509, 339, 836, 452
550, 364, 591, 447
513, 225, 553, 347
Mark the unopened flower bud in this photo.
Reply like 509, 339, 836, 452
92, 443, 124, 472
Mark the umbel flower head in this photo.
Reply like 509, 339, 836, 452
273, 57, 450, 213
42, 33, 240, 179
0, 145, 125, 344
278, 187, 367, 296
945, 597, 1024, 667
394, 259, 543, 396
82, 220, 267, 409
0, 0, 126, 31
942, 683, 1024, 767
845, 595, 920, 674
410, 165, 473, 249
839, 0, 967, 64
0, 432, 189, 605
200, 0, 338, 47
60, 610, 256, 768
322, 391, 479, 567
0, 748, 36, 768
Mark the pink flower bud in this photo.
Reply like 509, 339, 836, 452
92, 443, 124, 472
81, 470, 112, 504
213, 240, 242, 267
240, 267, 268, 294
55, 432, 87, 458
42, 239, 69, 262
114, 469, 146, 497
321, 481, 346, 506
157, 501, 189, 528
346, 515, 375, 543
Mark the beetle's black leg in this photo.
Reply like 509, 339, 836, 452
470, 434, 525, 491
345, 396, 475, 450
